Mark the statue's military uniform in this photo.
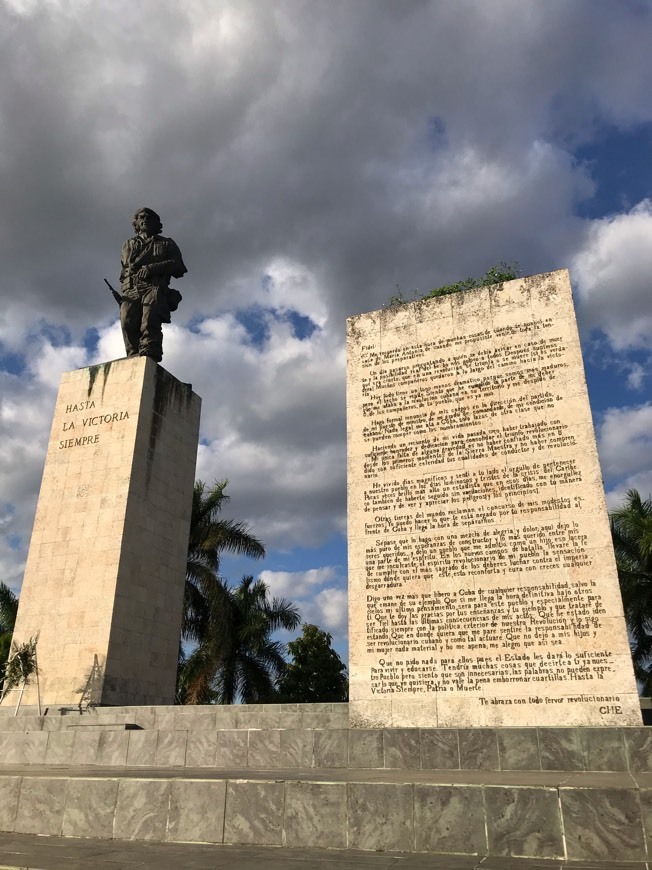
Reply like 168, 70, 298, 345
119, 234, 187, 362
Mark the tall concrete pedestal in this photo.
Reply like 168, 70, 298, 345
3, 357, 201, 708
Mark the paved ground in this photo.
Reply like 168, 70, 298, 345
0, 834, 649, 870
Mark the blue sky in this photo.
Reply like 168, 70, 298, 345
1, 1, 652, 665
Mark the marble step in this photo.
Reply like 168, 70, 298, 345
0, 765, 649, 863
0, 702, 350, 732
1, 725, 652, 773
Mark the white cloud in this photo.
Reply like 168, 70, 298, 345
626, 363, 646, 391
597, 403, 652, 481
263, 258, 329, 328
572, 200, 652, 350
306, 587, 348, 636
29, 342, 87, 389
260, 567, 337, 598
259, 566, 348, 642
157, 268, 347, 550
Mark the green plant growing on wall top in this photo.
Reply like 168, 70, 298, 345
387, 261, 521, 307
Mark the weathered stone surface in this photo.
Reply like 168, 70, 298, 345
14, 777, 67, 836
0, 733, 22, 764
348, 782, 414, 851
624, 728, 652, 772
284, 782, 347, 849
19, 731, 48, 764
0, 764, 650, 862
71, 731, 100, 766
485, 786, 563, 858
459, 729, 499, 770
346, 271, 640, 728
279, 729, 313, 767
313, 729, 347, 768
113, 779, 170, 841
384, 729, 420, 769
185, 731, 217, 767
580, 728, 627, 771
538, 728, 584, 771
560, 787, 647, 861
248, 730, 280, 768
173, 709, 215, 732
155, 731, 187, 767
414, 785, 486, 854
497, 729, 540, 771
420, 729, 459, 769
223, 781, 284, 846
348, 729, 383, 768
2, 358, 201, 709
0, 777, 21, 832
167, 780, 226, 843
44, 731, 75, 765
126, 730, 156, 766
215, 731, 248, 768
62, 779, 119, 838
96, 731, 129, 766
639, 788, 652, 855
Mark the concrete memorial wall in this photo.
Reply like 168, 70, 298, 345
3, 357, 200, 708
346, 270, 640, 728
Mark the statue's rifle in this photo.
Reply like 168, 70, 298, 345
103, 278, 123, 305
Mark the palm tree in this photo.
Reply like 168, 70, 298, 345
183, 480, 265, 644
178, 480, 266, 702
179, 576, 300, 704
610, 489, 652, 694
0, 583, 19, 694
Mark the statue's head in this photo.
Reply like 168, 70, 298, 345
133, 207, 163, 236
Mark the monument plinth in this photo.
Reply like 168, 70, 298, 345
4, 357, 200, 708
346, 269, 640, 728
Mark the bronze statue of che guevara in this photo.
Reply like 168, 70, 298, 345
114, 207, 187, 363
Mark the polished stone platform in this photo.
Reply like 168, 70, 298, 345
0, 704, 650, 865
3, 832, 651, 870
0, 764, 651, 861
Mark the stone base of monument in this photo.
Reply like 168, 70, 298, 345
0, 704, 651, 864
3, 358, 201, 709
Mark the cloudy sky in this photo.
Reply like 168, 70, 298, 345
1, 0, 652, 661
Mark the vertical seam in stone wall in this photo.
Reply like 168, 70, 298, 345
496, 729, 504, 771
165, 775, 172, 841
557, 785, 568, 861
181, 728, 188, 768
535, 728, 543, 771
8, 775, 23, 833
624, 729, 633, 773
410, 781, 416, 852
111, 778, 120, 839
222, 779, 231, 844
281, 775, 288, 846
58, 776, 71, 837
480, 783, 489, 857
636, 790, 649, 862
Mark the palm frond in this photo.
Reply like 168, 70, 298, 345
0, 583, 18, 635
